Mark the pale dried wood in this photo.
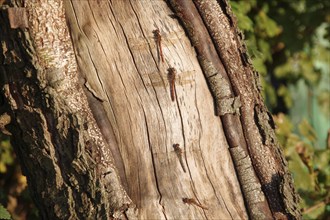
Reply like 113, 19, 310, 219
64, 0, 247, 219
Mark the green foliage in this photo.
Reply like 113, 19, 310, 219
274, 114, 330, 218
0, 203, 11, 220
0, 137, 14, 173
231, 0, 330, 111
231, 0, 330, 219
318, 90, 330, 118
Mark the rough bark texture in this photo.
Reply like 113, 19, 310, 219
0, 0, 300, 219
1, 0, 134, 219
195, 1, 301, 219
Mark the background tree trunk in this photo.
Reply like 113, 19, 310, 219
0, 0, 300, 219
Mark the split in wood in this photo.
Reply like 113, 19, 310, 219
153, 28, 164, 63
167, 67, 177, 102
182, 198, 208, 210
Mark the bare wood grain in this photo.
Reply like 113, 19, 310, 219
65, 0, 247, 219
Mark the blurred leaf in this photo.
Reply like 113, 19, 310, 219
231, 1, 254, 32
230, 0, 257, 16
0, 204, 11, 220
255, 5, 282, 38
314, 149, 330, 191
299, 53, 322, 85
251, 57, 267, 75
285, 135, 315, 191
263, 78, 277, 108
0, 164, 6, 173
274, 51, 321, 85
274, 54, 300, 80
0, 139, 14, 173
317, 90, 330, 118
305, 205, 327, 219
277, 85, 293, 108
298, 119, 318, 144
315, 149, 330, 171
258, 39, 272, 62
273, 113, 293, 145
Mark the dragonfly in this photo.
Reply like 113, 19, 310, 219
152, 28, 164, 63
182, 198, 208, 210
168, 67, 176, 101
144, 70, 195, 88
127, 29, 186, 51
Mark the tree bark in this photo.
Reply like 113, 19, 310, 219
0, 0, 300, 219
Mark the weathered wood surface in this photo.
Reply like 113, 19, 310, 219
65, 0, 247, 219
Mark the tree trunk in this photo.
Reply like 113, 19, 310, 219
0, 0, 300, 219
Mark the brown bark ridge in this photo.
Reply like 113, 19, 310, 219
168, 0, 301, 219
166, 0, 272, 219
1, 0, 134, 219
1, 0, 250, 219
